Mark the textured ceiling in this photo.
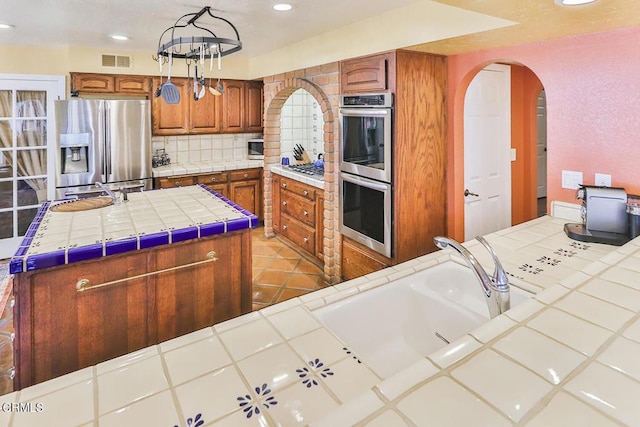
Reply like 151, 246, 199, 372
409, 0, 640, 55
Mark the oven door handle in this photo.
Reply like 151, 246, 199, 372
340, 172, 390, 191
339, 108, 390, 117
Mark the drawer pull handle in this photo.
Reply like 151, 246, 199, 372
211, 177, 216, 182
303, 210, 308, 216
282, 225, 288, 230
206, 251, 219, 261
282, 201, 287, 206
282, 183, 287, 188
244, 173, 249, 178
303, 190, 308, 196
175, 181, 180, 187
303, 237, 309, 243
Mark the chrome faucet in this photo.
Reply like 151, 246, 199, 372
95, 182, 118, 204
433, 236, 510, 318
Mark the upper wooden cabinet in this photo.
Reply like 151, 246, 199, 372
340, 52, 395, 94
71, 72, 150, 96
152, 77, 262, 136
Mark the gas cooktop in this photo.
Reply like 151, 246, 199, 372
287, 163, 324, 178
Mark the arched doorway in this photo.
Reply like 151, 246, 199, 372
459, 61, 545, 240
262, 76, 341, 285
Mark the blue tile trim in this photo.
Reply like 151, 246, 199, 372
226, 217, 249, 232
199, 222, 225, 237
249, 214, 259, 228
9, 257, 24, 274
14, 247, 27, 257
171, 226, 198, 243
68, 244, 104, 264
26, 250, 66, 271
105, 238, 139, 256
139, 232, 170, 250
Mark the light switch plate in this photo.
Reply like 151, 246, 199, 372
595, 173, 612, 187
562, 170, 583, 190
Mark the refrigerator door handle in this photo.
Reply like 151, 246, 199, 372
104, 103, 112, 178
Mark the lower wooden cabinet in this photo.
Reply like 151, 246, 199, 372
341, 236, 391, 280
154, 168, 263, 219
13, 229, 251, 389
273, 175, 324, 261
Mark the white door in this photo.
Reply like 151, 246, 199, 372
0, 75, 64, 259
464, 64, 511, 241
536, 90, 548, 198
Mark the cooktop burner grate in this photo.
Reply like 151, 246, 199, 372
287, 163, 324, 177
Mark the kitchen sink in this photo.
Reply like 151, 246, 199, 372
312, 260, 532, 378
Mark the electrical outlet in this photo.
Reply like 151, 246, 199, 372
595, 173, 612, 187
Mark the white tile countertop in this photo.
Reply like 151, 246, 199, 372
3, 215, 640, 426
270, 165, 325, 190
9, 185, 258, 274
152, 160, 264, 177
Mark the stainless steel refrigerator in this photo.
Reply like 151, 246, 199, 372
54, 99, 152, 199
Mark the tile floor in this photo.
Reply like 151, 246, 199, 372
0, 227, 324, 396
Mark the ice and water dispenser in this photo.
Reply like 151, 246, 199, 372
59, 133, 90, 175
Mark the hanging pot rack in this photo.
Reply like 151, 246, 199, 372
154, 6, 242, 64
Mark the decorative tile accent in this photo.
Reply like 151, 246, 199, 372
237, 384, 278, 419
343, 347, 362, 364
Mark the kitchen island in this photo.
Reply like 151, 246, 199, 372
2, 211, 640, 426
8, 185, 257, 391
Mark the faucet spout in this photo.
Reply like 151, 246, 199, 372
95, 182, 118, 204
434, 236, 510, 318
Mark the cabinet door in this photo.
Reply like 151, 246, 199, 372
154, 234, 247, 343
281, 214, 315, 255
316, 194, 324, 260
14, 252, 150, 387
245, 81, 264, 132
340, 53, 391, 94
341, 237, 390, 280
151, 77, 190, 135
71, 73, 115, 93
190, 90, 222, 133
272, 175, 281, 232
115, 75, 151, 95
230, 179, 261, 217
222, 80, 245, 133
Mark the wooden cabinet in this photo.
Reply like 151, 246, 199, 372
341, 236, 391, 280
340, 52, 395, 94
190, 88, 222, 134
197, 172, 229, 198
153, 168, 263, 219
339, 50, 447, 277
272, 175, 281, 232
151, 77, 191, 135
71, 72, 150, 96
221, 80, 244, 133
12, 229, 252, 389
229, 168, 262, 218
245, 81, 264, 132
273, 176, 324, 260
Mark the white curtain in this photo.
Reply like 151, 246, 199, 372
0, 90, 48, 203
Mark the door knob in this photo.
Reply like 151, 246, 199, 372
464, 189, 479, 197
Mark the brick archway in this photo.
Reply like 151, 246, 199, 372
262, 69, 341, 285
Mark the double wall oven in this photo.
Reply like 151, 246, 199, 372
339, 93, 393, 258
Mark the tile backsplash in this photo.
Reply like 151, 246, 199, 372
151, 133, 262, 165
280, 89, 324, 162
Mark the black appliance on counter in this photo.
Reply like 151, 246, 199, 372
564, 185, 631, 246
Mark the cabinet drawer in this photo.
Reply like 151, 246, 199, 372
230, 168, 261, 182
157, 176, 195, 188
280, 178, 315, 200
280, 214, 315, 254
281, 192, 315, 226
197, 172, 229, 185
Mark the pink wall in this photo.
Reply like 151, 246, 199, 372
446, 26, 640, 240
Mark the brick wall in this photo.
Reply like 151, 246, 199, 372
262, 64, 342, 284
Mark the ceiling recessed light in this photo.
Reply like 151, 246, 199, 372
110, 34, 129, 41
555, 0, 598, 6
273, 3, 293, 12
0, 23, 14, 30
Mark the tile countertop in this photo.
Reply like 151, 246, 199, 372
9, 185, 259, 274
4, 215, 640, 426
270, 165, 325, 190
151, 160, 264, 177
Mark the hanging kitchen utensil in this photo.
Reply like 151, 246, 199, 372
208, 51, 221, 95
154, 57, 163, 97
161, 51, 180, 104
